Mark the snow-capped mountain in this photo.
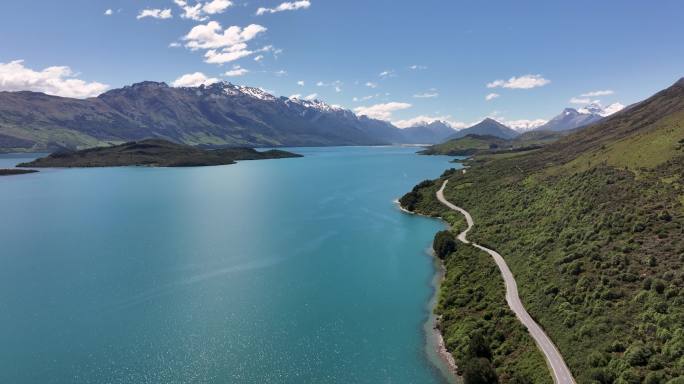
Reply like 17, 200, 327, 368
0, 81, 421, 150
536, 102, 626, 132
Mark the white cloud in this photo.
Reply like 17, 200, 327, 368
182, 22, 266, 64
254, 55, 264, 62
223, 65, 248, 77
256, 0, 311, 15
365, 81, 378, 88
183, 22, 266, 50
602, 102, 624, 116
413, 89, 438, 98
204, 48, 252, 64
354, 102, 411, 120
409, 64, 427, 70
485, 93, 500, 101
274, 70, 287, 76
171, 72, 219, 87
203, 0, 233, 14
393, 115, 466, 129
169, 42, 181, 48
0, 59, 108, 98
297, 80, 304, 86
304, 93, 318, 100
487, 74, 550, 89
569, 97, 593, 104
104, 9, 113, 16
353, 95, 376, 102
581, 89, 614, 97
137, 8, 173, 19
379, 70, 395, 78
174, 0, 233, 21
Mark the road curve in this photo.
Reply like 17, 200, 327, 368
437, 180, 576, 384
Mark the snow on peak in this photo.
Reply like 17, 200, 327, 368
286, 96, 345, 113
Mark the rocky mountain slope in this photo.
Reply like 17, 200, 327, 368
0, 81, 425, 152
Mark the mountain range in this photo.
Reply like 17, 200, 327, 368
0, 81, 459, 152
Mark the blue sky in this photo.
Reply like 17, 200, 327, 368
1, 0, 683, 128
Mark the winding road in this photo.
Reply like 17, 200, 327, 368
437, 180, 576, 384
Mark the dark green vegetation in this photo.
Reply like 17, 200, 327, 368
17, 139, 301, 168
0, 81, 450, 152
402, 78, 684, 383
0, 168, 38, 176
421, 131, 564, 156
433, 230, 457, 259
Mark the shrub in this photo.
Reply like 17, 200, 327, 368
625, 343, 652, 366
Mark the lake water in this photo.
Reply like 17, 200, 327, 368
0, 147, 458, 384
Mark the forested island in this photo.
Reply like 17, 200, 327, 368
16, 139, 302, 168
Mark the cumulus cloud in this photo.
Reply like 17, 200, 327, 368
203, 0, 233, 14
354, 102, 411, 120
104, 9, 113, 15
223, 65, 248, 77
0, 59, 108, 98
137, 8, 173, 19
487, 74, 550, 89
182, 22, 266, 64
256, 0, 311, 15
297, 80, 304, 86
409, 64, 427, 70
171, 72, 219, 87
581, 89, 614, 97
174, 0, 232, 21
365, 81, 377, 88
485, 93, 500, 101
183, 22, 266, 50
254, 55, 264, 62
393, 115, 466, 129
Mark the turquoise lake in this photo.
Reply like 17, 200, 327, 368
0, 146, 458, 383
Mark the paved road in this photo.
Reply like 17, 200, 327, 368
437, 180, 576, 384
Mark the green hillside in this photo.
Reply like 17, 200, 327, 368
401, 78, 684, 383
420, 131, 564, 156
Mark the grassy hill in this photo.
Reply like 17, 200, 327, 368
401, 78, 684, 383
420, 131, 564, 156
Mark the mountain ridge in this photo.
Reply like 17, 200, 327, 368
0, 81, 428, 152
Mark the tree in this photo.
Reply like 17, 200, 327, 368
463, 358, 499, 384
434, 230, 457, 259
467, 332, 492, 360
